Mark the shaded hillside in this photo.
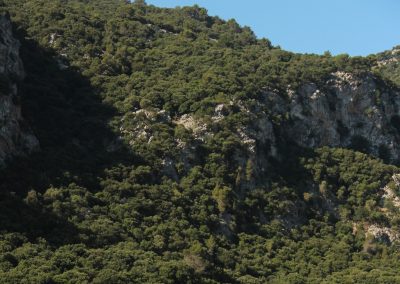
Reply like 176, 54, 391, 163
0, 0, 400, 283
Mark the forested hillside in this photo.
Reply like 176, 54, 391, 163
1, 0, 400, 283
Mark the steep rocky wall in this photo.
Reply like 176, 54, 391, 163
185, 71, 400, 185
144, 70, 400, 184
263, 71, 400, 161
0, 14, 38, 165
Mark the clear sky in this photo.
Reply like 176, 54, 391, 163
145, 0, 399, 56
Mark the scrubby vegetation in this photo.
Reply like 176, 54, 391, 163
0, 0, 400, 283
373, 46, 400, 87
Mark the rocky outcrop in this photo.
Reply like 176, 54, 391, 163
356, 174, 400, 244
163, 70, 400, 185
376, 46, 400, 67
264, 71, 400, 161
0, 13, 38, 165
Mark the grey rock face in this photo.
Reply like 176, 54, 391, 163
170, 70, 400, 185
0, 14, 38, 165
265, 71, 400, 161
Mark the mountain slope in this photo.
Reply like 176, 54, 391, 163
0, 0, 400, 283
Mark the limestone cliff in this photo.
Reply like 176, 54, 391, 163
0, 14, 38, 165
265, 71, 400, 161
169, 70, 400, 185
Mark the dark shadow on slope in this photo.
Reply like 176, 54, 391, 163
0, 192, 80, 246
0, 28, 142, 244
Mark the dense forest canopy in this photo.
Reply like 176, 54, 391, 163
0, 0, 400, 283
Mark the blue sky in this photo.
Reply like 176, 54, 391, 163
145, 0, 399, 56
